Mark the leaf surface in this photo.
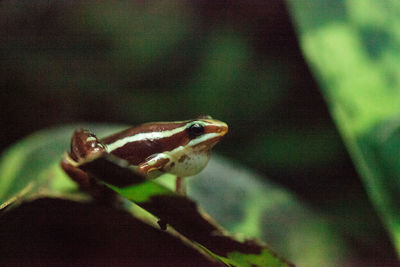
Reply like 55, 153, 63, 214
81, 156, 292, 266
288, 0, 400, 255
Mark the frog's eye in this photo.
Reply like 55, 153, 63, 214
187, 123, 204, 137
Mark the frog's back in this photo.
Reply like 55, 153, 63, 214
102, 121, 190, 165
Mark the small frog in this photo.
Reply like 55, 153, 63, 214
61, 116, 228, 195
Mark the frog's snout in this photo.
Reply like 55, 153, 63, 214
217, 122, 228, 136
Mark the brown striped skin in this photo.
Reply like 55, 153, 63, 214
102, 124, 190, 165
101, 122, 187, 144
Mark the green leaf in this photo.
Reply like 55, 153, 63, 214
81, 155, 293, 266
288, 0, 400, 255
0, 124, 125, 207
189, 155, 348, 266
108, 182, 173, 203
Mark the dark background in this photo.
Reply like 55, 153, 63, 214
0, 0, 394, 263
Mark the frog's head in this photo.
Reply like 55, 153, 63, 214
182, 115, 228, 151
162, 115, 228, 177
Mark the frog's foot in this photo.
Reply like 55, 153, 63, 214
70, 129, 106, 163
60, 155, 91, 188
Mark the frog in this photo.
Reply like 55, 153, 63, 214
61, 115, 228, 195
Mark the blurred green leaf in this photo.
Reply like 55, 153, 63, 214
188, 32, 251, 117
0, 124, 125, 206
189, 155, 348, 265
0, 126, 75, 204
288, 0, 400, 255
80, 1, 192, 71
244, 126, 344, 168
188, 32, 287, 121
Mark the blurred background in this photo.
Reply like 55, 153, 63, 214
0, 0, 398, 265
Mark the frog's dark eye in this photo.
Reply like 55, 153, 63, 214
187, 123, 204, 137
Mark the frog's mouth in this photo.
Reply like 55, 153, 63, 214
206, 136, 225, 147
203, 120, 228, 136
192, 132, 228, 152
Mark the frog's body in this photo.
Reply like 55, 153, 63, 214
62, 116, 228, 194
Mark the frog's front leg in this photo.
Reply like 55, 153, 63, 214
137, 153, 171, 176
137, 153, 186, 195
